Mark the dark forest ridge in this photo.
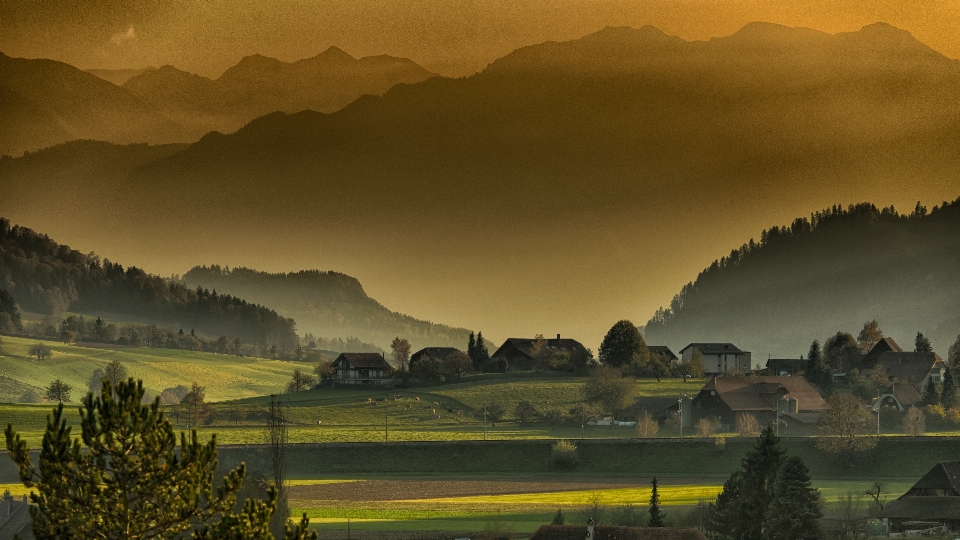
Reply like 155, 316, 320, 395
182, 266, 474, 350
3, 22, 960, 349
645, 199, 960, 357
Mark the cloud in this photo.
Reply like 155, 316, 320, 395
109, 25, 137, 46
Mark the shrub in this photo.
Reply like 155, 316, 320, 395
903, 407, 925, 436
634, 411, 659, 438
696, 417, 716, 438
736, 412, 759, 437
550, 439, 579, 469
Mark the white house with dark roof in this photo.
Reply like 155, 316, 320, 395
330, 353, 393, 385
679, 343, 751, 375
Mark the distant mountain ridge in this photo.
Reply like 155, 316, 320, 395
182, 266, 474, 350
0, 47, 435, 157
122, 47, 436, 137
643, 199, 960, 357
4, 22, 960, 348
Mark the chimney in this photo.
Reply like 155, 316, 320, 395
586, 518, 595, 539
557, 333, 561, 343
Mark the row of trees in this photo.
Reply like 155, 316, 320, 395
599, 320, 704, 380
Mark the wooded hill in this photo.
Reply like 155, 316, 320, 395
643, 200, 960, 357
0, 218, 299, 346
183, 266, 474, 350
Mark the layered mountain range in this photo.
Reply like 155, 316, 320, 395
2, 22, 959, 349
0, 47, 435, 157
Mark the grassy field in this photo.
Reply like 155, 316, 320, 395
0, 335, 305, 402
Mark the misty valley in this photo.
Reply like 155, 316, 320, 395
3, 17, 960, 540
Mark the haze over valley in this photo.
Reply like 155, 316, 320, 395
2, 21, 960, 355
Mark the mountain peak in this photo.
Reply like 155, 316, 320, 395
316, 46, 355, 62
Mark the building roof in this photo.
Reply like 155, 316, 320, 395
0, 493, 32, 540
877, 382, 924, 410
332, 353, 392, 370
862, 337, 903, 367
907, 461, 960, 496
529, 525, 707, 540
491, 336, 589, 360
409, 347, 464, 364
697, 376, 827, 412
680, 343, 744, 355
881, 497, 960, 520
874, 352, 943, 384
781, 412, 821, 424
648, 346, 678, 361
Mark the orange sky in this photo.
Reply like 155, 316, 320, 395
2, 0, 960, 77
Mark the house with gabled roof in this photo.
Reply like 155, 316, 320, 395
330, 352, 393, 385
0, 492, 33, 540
647, 346, 678, 362
680, 343, 751, 375
873, 382, 925, 411
869, 351, 945, 392
691, 375, 827, 426
409, 347, 464, 366
491, 334, 590, 371
860, 337, 903, 367
881, 461, 960, 535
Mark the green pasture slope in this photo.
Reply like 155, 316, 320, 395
0, 335, 298, 402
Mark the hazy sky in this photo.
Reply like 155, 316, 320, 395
3, 0, 960, 77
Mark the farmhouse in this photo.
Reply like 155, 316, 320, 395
765, 357, 805, 376
647, 346, 678, 362
491, 335, 590, 371
528, 524, 706, 540
330, 353, 393, 385
881, 461, 960, 535
0, 492, 32, 540
860, 337, 903, 367
873, 382, 924, 411
868, 351, 945, 392
691, 375, 826, 427
410, 347, 464, 365
680, 343, 751, 375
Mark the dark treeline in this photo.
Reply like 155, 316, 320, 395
645, 198, 960, 355
182, 265, 473, 350
0, 218, 298, 347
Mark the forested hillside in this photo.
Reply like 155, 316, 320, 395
183, 266, 473, 350
644, 199, 960, 357
0, 219, 298, 346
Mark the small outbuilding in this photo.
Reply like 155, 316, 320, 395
881, 461, 960, 535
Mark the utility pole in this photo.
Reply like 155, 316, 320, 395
581, 402, 585, 440
385, 393, 389, 442
877, 388, 881, 438
483, 394, 487, 441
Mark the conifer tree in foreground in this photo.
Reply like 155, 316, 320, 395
648, 477, 665, 527
4, 379, 316, 540
707, 427, 785, 540
763, 457, 824, 540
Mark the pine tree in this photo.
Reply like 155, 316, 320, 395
738, 427, 786, 540
4, 378, 317, 539
707, 427, 784, 540
707, 471, 743, 540
762, 457, 824, 540
805, 340, 832, 395
468, 332, 477, 365
915, 332, 933, 353
942, 368, 957, 408
476, 332, 490, 365
648, 477, 666, 527
552, 508, 564, 525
